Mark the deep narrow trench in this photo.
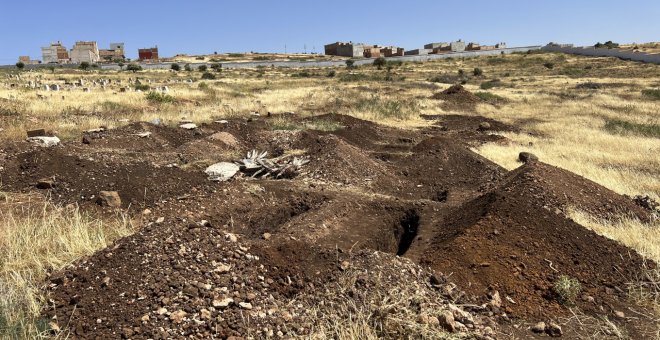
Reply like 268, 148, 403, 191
397, 210, 420, 256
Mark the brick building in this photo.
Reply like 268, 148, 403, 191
41, 41, 69, 63
138, 47, 159, 61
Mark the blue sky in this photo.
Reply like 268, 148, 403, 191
0, 0, 657, 63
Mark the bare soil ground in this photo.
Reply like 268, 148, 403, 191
1, 110, 656, 338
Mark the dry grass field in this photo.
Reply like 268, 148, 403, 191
1, 51, 659, 338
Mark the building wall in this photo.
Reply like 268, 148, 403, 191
324, 43, 339, 56
405, 49, 432, 55
139, 48, 159, 60
450, 41, 466, 52
336, 44, 365, 58
71, 42, 100, 64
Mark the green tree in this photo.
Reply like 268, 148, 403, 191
373, 57, 386, 70
117, 62, 125, 70
345, 59, 355, 69
210, 63, 222, 72
473, 67, 483, 76
126, 63, 143, 73
171, 63, 181, 71
198, 65, 208, 72
79, 62, 90, 70
184, 64, 192, 72
15, 61, 25, 70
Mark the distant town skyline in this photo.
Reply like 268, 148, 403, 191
0, 0, 658, 63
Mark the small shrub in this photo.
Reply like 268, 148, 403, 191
198, 65, 207, 72
79, 62, 90, 70
171, 63, 181, 71
326, 70, 336, 78
345, 60, 355, 69
201, 72, 216, 80
134, 84, 150, 91
184, 64, 192, 72
473, 68, 483, 76
543, 62, 554, 69
292, 71, 312, 78
373, 57, 386, 70
480, 79, 502, 90
210, 63, 222, 72
553, 275, 582, 305
641, 89, 660, 101
475, 91, 507, 104
126, 63, 142, 73
228, 53, 245, 58
195, 56, 205, 60
15, 61, 25, 70
198, 82, 209, 90
145, 91, 176, 103
430, 74, 460, 84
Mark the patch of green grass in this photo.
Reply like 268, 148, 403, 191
604, 119, 660, 138
559, 67, 587, 78
227, 53, 245, 58
339, 73, 377, 82
480, 79, 503, 90
134, 84, 150, 91
641, 89, 660, 100
354, 95, 419, 119
145, 91, 176, 104
475, 91, 508, 104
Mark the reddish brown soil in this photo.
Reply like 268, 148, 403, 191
0, 113, 656, 339
432, 84, 482, 111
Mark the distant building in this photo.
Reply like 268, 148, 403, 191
424, 42, 448, 50
70, 41, 100, 64
18, 56, 40, 64
138, 47, 159, 61
324, 42, 369, 58
363, 46, 382, 58
41, 41, 69, 64
381, 46, 405, 57
99, 43, 125, 62
450, 40, 466, 52
405, 49, 433, 56
466, 42, 481, 51
495, 42, 507, 49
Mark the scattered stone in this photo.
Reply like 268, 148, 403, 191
135, 132, 152, 138
36, 178, 55, 189
438, 310, 456, 332
519, 152, 539, 163
213, 297, 234, 308
170, 310, 187, 323
488, 290, 502, 308
179, 123, 197, 130
97, 191, 121, 208
478, 122, 491, 131
262, 233, 271, 240
239, 302, 253, 310
215, 120, 229, 124
27, 136, 60, 147
208, 132, 239, 146
614, 310, 625, 318
205, 162, 240, 181
531, 322, 546, 333
339, 261, 350, 271
546, 322, 562, 337
86, 128, 105, 133
226, 233, 238, 242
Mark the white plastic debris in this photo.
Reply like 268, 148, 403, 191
135, 132, 152, 138
205, 162, 240, 181
27, 136, 60, 147
179, 123, 197, 130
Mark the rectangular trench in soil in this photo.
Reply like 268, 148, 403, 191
397, 210, 420, 256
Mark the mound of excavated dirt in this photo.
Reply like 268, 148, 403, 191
417, 162, 655, 332
432, 84, 481, 111
0, 113, 654, 338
